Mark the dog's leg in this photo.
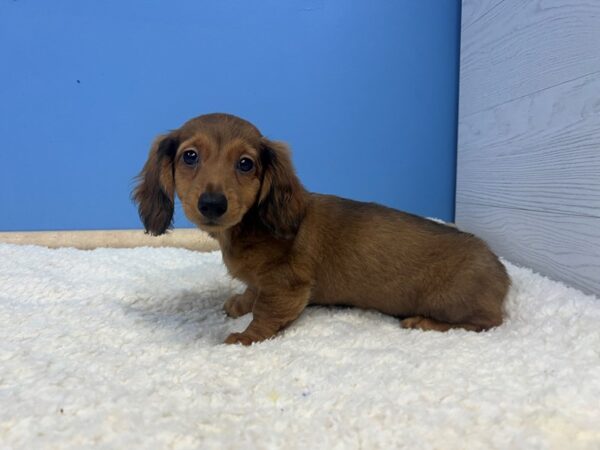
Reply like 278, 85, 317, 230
223, 286, 258, 318
224, 286, 310, 345
401, 316, 492, 332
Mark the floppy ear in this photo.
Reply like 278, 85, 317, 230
132, 134, 180, 235
258, 139, 307, 239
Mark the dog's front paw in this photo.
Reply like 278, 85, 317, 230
223, 293, 253, 318
224, 332, 255, 346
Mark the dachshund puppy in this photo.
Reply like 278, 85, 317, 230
134, 113, 510, 345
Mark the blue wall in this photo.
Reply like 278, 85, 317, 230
0, 0, 460, 231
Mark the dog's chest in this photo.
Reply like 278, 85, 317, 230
220, 244, 263, 286
220, 236, 289, 287
221, 250, 249, 282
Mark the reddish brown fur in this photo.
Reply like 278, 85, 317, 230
133, 113, 510, 345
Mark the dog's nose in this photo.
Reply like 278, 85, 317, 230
198, 192, 228, 220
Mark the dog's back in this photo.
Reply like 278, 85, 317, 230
303, 194, 509, 327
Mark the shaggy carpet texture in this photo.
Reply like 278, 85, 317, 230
1, 243, 599, 449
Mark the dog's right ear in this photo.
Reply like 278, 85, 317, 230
132, 134, 180, 236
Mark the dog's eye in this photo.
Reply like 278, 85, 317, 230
182, 149, 198, 166
237, 157, 254, 172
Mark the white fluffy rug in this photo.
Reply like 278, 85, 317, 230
1, 243, 599, 449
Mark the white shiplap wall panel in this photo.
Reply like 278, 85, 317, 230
458, 72, 600, 217
460, 0, 600, 117
456, 203, 600, 295
457, 0, 600, 296
460, 0, 505, 29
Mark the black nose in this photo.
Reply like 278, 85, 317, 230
198, 192, 228, 220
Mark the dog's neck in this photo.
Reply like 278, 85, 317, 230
213, 206, 293, 258
211, 208, 297, 286
210, 209, 257, 251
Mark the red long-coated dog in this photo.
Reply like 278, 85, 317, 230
133, 113, 509, 345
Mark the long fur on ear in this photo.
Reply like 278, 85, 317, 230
132, 134, 180, 235
258, 139, 307, 239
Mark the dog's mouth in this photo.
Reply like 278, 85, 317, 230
195, 210, 243, 232
200, 220, 221, 227
197, 210, 244, 231
198, 219, 235, 232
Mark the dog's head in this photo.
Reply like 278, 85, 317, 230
133, 113, 306, 239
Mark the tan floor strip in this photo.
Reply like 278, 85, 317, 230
0, 229, 219, 252
0, 221, 457, 252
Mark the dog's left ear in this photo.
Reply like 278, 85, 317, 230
132, 133, 180, 235
258, 138, 307, 239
